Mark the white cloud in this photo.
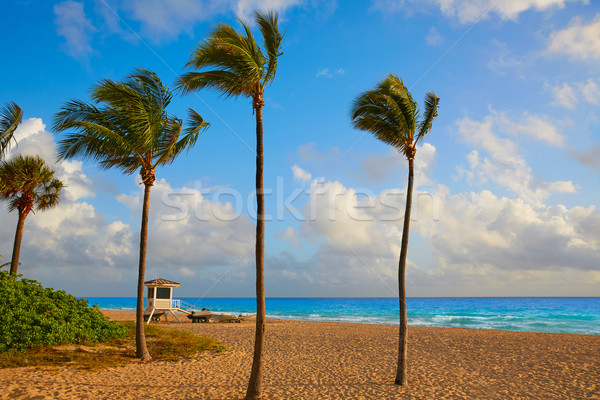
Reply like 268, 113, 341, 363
550, 82, 578, 109
276, 226, 301, 248
291, 164, 312, 182
373, 0, 582, 24
234, 0, 303, 20
548, 79, 600, 108
426, 26, 444, 46
285, 174, 599, 296
316, 68, 345, 79
120, 0, 224, 41
118, 178, 256, 269
455, 111, 572, 202
579, 79, 600, 104
95, 0, 307, 43
54, 1, 97, 61
7, 118, 95, 202
547, 14, 600, 60
425, 188, 600, 274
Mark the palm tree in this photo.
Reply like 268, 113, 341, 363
53, 68, 209, 361
350, 74, 439, 386
0, 102, 23, 160
176, 10, 283, 399
0, 155, 63, 275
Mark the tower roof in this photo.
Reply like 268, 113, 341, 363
144, 278, 180, 287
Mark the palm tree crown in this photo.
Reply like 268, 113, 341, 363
351, 74, 439, 159
0, 155, 62, 215
0, 102, 23, 160
54, 68, 209, 183
176, 10, 283, 109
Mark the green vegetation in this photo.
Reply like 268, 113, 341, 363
0, 271, 127, 352
0, 321, 225, 370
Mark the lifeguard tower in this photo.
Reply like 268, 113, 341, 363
144, 278, 189, 324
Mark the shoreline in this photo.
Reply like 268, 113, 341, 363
98, 308, 600, 336
1, 310, 598, 399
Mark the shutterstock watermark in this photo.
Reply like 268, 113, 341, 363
161, 178, 440, 223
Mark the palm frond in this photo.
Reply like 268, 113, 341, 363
178, 10, 283, 101
350, 73, 438, 158
415, 92, 440, 144
0, 102, 23, 159
255, 10, 283, 85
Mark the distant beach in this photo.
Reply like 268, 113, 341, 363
2, 310, 598, 400
86, 297, 600, 335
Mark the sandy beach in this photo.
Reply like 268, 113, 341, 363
1, 310, 598, 400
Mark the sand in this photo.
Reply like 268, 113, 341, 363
1, 310, 598, 400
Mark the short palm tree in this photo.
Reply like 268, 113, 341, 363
0, 102, 23, 160
0, 155, 63, 275
176, 10, 283, 399
350, 74, 439, 386
53, 68, 209, 361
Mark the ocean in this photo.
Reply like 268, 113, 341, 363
85, 297, 600, 335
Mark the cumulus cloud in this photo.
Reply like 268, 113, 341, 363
455, 111, 573, 202
273, 170, 600, 296
291, 164, 312, 182
425, 188, 600, 274
547, 14, 600, 60
54, 1, 97, 61
117, 178, 256, 269
372, 0, 582, 24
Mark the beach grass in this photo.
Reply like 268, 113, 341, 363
0, 321, 225, 370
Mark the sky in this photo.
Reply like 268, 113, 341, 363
0, 0, 599, 298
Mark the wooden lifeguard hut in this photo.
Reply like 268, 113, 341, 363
144, 278, 188, 324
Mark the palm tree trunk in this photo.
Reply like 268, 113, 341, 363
9, 209, 27, 275
136, 181, 152, 361
395, 157, 414, 386
246, 100, 266, 400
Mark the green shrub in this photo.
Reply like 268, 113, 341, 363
0, 271, 127, 351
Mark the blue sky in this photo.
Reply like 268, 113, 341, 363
1, 0, 599, 297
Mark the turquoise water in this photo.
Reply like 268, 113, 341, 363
85, 297, 600, 335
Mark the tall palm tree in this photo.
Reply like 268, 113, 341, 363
350, 74, 439, 386
0, 102, 23, 160
176, 10, 283, 399
53, 68, 209, 361
0, 155, 63, 275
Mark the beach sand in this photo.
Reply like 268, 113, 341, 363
1, 310, 598, 399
